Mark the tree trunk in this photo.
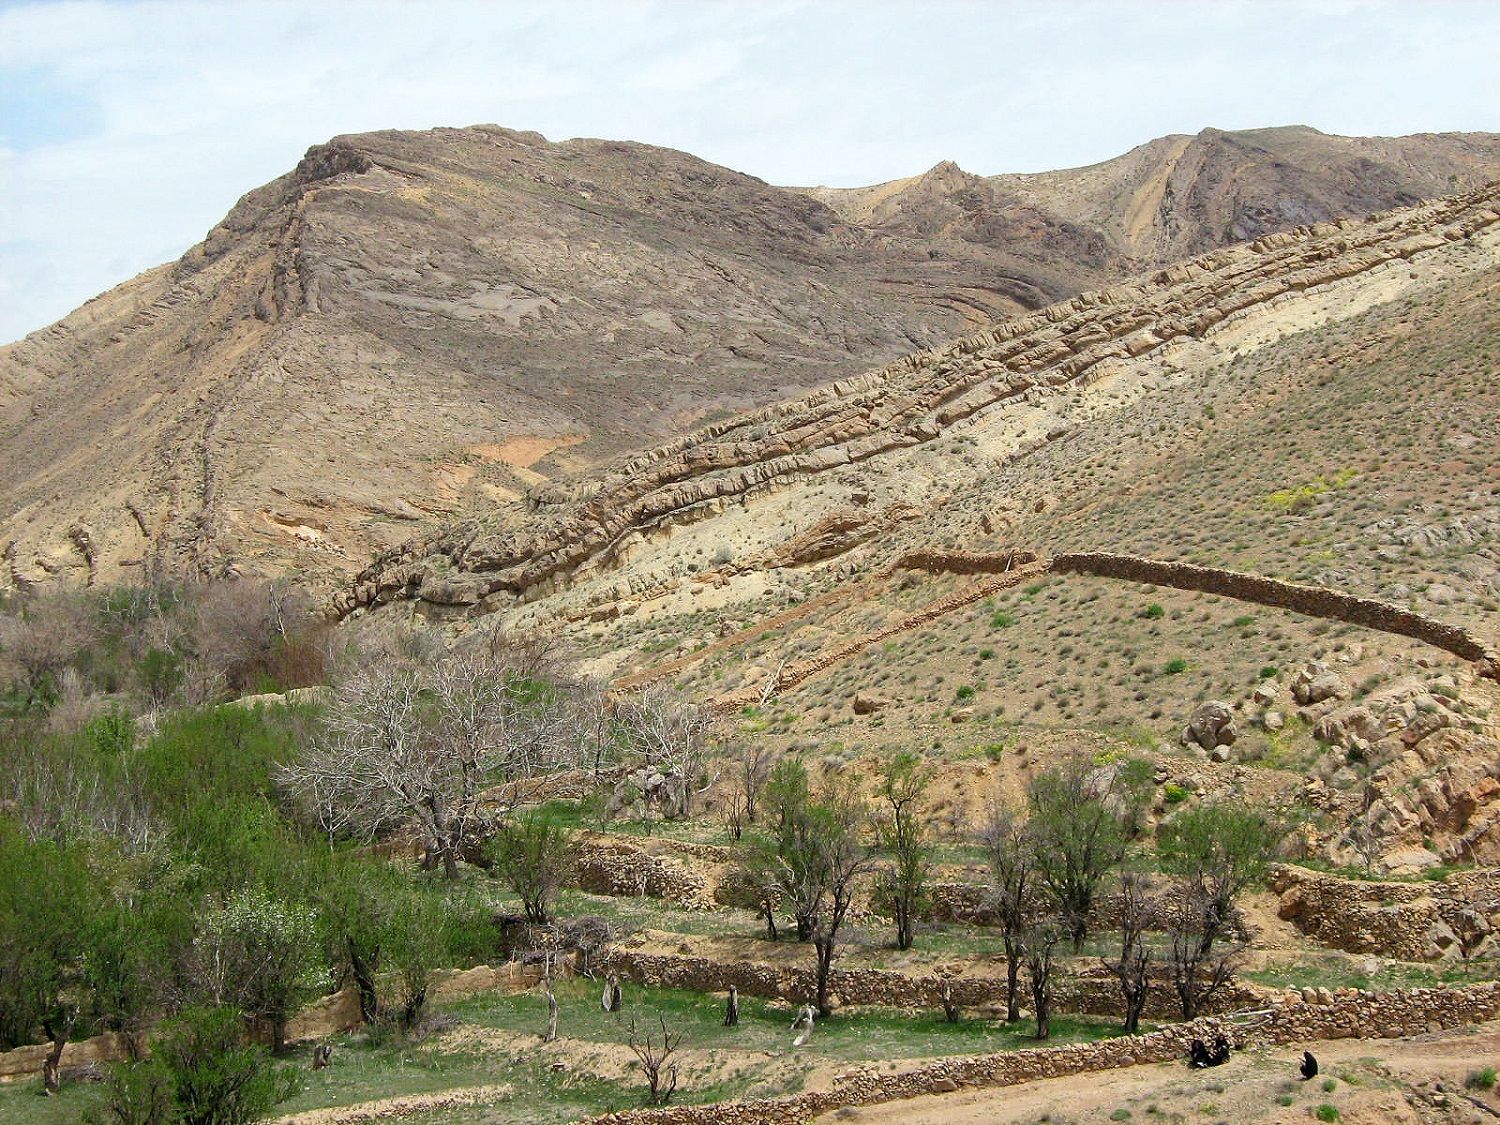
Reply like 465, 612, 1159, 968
348, 937, 380, 1024
1003, 937, 1022, 1022
1031, 975, 1050, 1040
41, 1012, 74, 1095
723, 987, 739, 1028
814, 936, 836, 1017
761, 903, 778, 941
895, 903, 914, 951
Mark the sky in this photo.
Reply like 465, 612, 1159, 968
2, 0, 1499, 344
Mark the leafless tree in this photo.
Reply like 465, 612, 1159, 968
1166, 884, 1246, 1020
279, 640, 587, 877
627, 1016, 681, 1106
614, 686, 712, 819
1024, 919, 1065, 1041
809, 781, 874, 1017
1105, 872, 1158, 1034
981, 800, 1037, 1022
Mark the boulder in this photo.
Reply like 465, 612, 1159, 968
852, 693, 888, 715
1182, 700, 1237, 751
1292, 665, 1351, 706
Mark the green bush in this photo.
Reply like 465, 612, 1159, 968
1142, 604, 1165, 619
153, 1006, 300, 1125
1313, 1104, 1340, 1122
1163, 782, 1189, 804
1163, 658, 1188, 674
1466, 1066, 1497, 1090
989, 611, 1015, 629
955, 685, 976, 701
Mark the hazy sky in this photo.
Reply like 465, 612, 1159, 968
3, 0, 1499, 343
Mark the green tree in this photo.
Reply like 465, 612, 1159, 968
874, 751, 932, 951
153, 1006, 298, 1125
487, 810, 579, 925
0, 823, 100, 1090
1158, 802, 1284, 1018
192, 888, 323, 1053
1027, 754, 1130, 951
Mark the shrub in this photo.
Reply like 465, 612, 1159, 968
152, 1006, 299, 1125
955, 685, 976, 701
1163, 658, 1188, 675
1466, 1066, 1497, 1090
990, 612, 1015, 629
1163, 783, 1188, 804
1259, 666, 1279, 679
1142, 604, 1165, 619
1313, 1105, 1340, 1122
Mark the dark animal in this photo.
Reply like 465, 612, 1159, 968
1188, 1036, 1232, 1068
1300, 1051, 1319, 1080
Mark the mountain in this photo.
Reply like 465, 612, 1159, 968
805, 125, 1500, 266
4, 124, 1499, 590
347, 178, 1500, 867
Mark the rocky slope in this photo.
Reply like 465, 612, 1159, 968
5, 125, 1499, 590
344, 179, 1500, 870
807, 125, 1500, 268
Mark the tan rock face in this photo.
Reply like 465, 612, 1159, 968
341, 182, 1500, 618
6, 126, 1500, 592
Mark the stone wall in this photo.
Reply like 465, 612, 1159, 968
597, 943, 1261, 1021
1052, 553, 1498, 673
1271, 863, 1500, 960
575, 836, 721, 909
586, 983, 1500, 1125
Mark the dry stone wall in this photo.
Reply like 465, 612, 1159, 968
1271, 863, 1500, 960
587, 983, 1500, 1125
597, 943, 1260, 1020
1052, 553, 1499, 673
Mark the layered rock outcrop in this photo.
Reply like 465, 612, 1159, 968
340, 183, 1500, 619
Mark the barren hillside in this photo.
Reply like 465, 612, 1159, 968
4, 125, 1498, 591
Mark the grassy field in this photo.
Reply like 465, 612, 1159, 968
0, 982, 1131, 1125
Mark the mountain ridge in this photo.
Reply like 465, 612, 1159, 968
4, 123, 1499, 592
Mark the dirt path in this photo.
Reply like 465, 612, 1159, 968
270, 1084, 513, 1125
829, 1024, 1500, 1124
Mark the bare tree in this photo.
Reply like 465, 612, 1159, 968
627, 1016, 681, 1106
981, 801, 1036, 1022
614, 687, 712, 819
723, 985, 739, 1027
1105, 872, 1158, 1034
279, 642, 586, 877
1024, 920, 1064, 1040
809, 782, 874, 1017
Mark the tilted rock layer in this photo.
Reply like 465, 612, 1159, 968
4, 125, 1499, 589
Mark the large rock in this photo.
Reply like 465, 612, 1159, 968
1182, 700, 1238, 751
1292, 665, 1351, 706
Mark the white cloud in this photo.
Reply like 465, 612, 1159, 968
1, 0, 1498, 341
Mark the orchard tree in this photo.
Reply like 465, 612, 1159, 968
1027, 754, 1131, 951
874, 751, 932, 951
280, 641, 585, 877
981, 801, 1037, 1022
1158, 801, 1283, 1018
487, 810, 579, 925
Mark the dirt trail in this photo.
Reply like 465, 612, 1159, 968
270, 1084, 513, 1125
832, 1024, 1500, 1125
